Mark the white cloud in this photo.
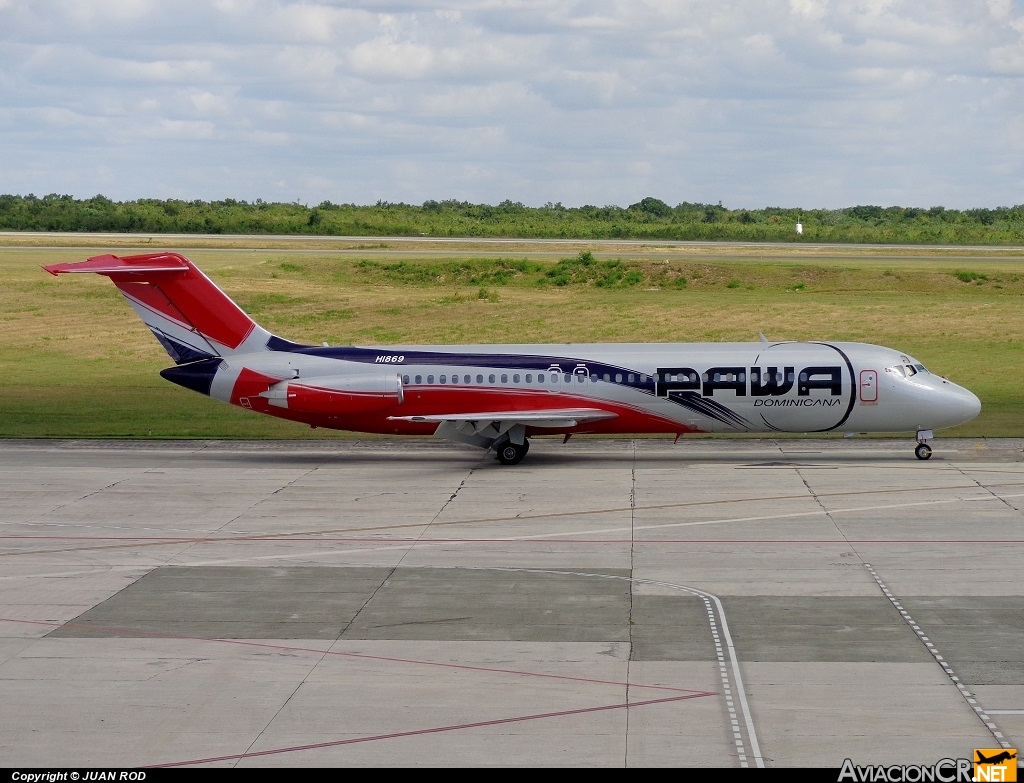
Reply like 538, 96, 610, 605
145, 118, 217, 140
186, 90, 232, 115
350, 39, 437, 79
1, 0, 1022, 207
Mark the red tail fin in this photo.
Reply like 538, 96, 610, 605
45, 252, 270, 359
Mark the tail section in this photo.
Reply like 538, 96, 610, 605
44, 252, 273, 362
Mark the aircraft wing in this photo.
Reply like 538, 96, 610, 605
388, 407, 618, 448
388, 407, 617, 428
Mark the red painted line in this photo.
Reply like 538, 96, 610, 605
0, 617, 706, 695
149, 691, 716, 768
1, 536, 207, 542
4, 535, 1024, 545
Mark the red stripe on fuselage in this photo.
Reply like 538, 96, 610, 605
233, 385, 702, 436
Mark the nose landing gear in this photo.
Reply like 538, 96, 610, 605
915, 430, 934, 460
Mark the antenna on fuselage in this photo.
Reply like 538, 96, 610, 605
758, 332, 769, 344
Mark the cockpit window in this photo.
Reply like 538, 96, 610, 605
905, 365, 917, 376
914, 363, 928, 373
889, 365, 905, 378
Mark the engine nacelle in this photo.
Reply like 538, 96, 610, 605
259, 374, 403, 415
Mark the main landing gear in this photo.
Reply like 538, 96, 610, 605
915, 429, 934, 460
496, 438, 530, 465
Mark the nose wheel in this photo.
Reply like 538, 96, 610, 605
914, 430, 934, 460
496, 438, 530, 465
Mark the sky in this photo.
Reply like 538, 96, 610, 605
1, 0, 1023, 209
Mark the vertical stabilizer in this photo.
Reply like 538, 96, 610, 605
44, 252, 274, 362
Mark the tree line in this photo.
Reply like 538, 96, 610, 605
2, 193, 1023, 244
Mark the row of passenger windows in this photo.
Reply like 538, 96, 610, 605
399, 371, 794, 385
403, 372, 594, 386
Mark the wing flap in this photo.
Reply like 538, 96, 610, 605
388, 407, 617, 428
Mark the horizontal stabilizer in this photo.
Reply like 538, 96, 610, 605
43, 252, 267, 357
44, 254, 190, 277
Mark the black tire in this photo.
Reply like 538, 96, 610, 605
496, 440, 528, 465
915, 443, 933, 460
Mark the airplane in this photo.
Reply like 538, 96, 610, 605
976, 751, 1017, 765
43, 251, 982, 465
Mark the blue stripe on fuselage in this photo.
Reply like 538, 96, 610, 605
265, 335, 653, 393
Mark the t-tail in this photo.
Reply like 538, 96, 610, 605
44, 252, 272, 360
44, 252, 275, 394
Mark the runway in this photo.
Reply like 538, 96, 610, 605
1, 437, 1022, 768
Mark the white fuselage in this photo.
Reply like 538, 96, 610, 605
203, 340, 981, 437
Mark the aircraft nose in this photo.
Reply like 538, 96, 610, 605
961, 388, 982, 422
943, 384, 982, 427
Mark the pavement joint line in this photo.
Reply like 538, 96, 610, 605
7, 478, 1023, 546
863, 563, 1013, 750
497, 568, 765, 769
955, 463, 1024, 517
155, 692, 716, 767
11, 491, 1024, 564
0, 615, 702, 694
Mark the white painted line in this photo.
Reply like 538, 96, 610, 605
495, 567, 765, 768
864, 564, 1014, 750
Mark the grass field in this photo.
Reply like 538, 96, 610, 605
1, 238, 1021, 438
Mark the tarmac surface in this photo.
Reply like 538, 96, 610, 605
1, 437, 1022, 768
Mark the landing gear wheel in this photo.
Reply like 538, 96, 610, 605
496, 439, 529, 465
915, 443, 933, 460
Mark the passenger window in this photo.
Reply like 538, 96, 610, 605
787, 371, 795, 382
525, 374, 532, 383
628, 374, 635, 383
615, 373, 622, 383
564, 374, 572, 383
415, 375, 422, 384
427, 375, 434, 384
501, 374, 508, 383
476, 374, 483, 384
538, 374, 545, 383
603, 373, 610, 382
640, 374, 647, 383
402, 375, 410, 384
513, 374, 521, 383
440, 375, 447, 384
551, 374, 558, 383
489, 374, 495, 383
